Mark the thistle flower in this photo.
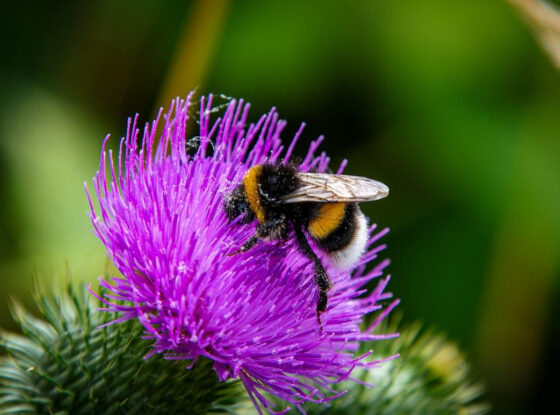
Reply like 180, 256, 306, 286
86, 93, 399, 413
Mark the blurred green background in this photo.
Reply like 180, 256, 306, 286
1, 0, 558, 414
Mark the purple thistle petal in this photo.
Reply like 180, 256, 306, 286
86, 93, 398, 413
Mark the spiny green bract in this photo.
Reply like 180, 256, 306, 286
302, 317, 490, 415
0, 286, 246, 414
0, 284, 489, 415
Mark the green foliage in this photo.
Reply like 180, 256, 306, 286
303, 317, 490, 415
0, 286, 245, 414
0, 285, 488, 415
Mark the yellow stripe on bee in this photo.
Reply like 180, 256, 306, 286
308, 203, 346, 240
243, 165, 266, 223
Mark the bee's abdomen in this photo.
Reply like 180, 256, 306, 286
308, 203, 368, 270
308, 203, 355, 249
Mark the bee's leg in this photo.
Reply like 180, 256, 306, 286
227, 235, 259, 256
293, 225, 333, 325
256, 215, 288, 239
229, 216, 287, 256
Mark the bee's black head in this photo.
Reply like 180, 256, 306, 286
258, 164, 299, 204
225, 184, 254, 222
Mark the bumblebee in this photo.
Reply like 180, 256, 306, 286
225, 163, 389, 324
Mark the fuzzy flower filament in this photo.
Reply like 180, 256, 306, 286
86, 93, 399, 413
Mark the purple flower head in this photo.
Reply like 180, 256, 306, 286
86, 93, 399, 413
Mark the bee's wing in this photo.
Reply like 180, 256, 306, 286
281, 172, 389, 203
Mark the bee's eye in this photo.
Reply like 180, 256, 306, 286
225, 185, 250, 220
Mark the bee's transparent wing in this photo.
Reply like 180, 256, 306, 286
281, 172, 389, 203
